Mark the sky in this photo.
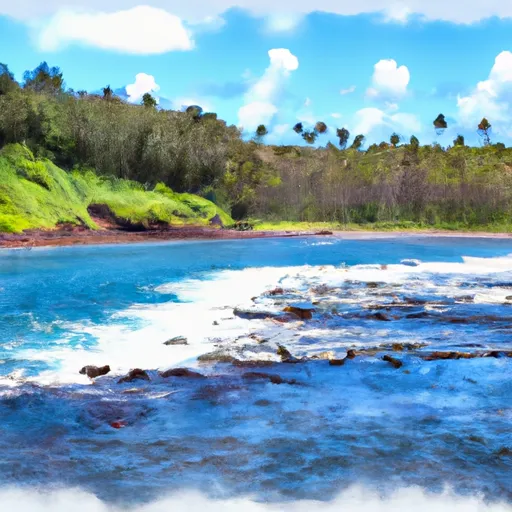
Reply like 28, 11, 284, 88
1, 1, 512, 147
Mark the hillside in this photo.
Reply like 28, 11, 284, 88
0, 144, 232, 234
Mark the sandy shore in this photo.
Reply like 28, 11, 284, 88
0, 225, 510, 249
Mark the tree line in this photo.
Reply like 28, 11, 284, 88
0, 61, 510, 227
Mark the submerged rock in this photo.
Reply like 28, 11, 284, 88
284, 303, 315, 320
383, 355, 403, 369
79, 365, 111, 379
369, 312, 391, 321
234, 306, 279, 320
277, 344, 304, 364
329, 359, 345, 367
401, 259, 421, 267
242, 372, 296, 385
160, 368, 206, 379
422, 351, 477, 361
118, 369, 150, 384
346, 349, 357, 359
164, 336, 188, 346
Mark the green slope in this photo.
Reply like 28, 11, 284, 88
0, 144, 232, 233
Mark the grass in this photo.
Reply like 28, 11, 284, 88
252, 220, 512, 233
0, 144, 233, 234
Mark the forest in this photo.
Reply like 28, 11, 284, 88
1, 61, 512, 232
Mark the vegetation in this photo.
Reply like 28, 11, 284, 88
0, 60, 512, 234
0, 144, 231, 233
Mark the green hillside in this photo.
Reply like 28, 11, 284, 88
0, 144, 232, 233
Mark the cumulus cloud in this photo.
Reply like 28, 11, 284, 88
38, 6, 193, 54
457, 51, 512, 136
125, 73, 160, 103
238, 48, 299, 132
265, 12, 303, 32
7, 1, 512, 26
352, 107, 421, 141
367, 59, 410, 99
340, 85, 356, 95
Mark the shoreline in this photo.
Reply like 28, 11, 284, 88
0, 225, 511, 249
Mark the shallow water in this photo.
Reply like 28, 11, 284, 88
0, 236, 511, 508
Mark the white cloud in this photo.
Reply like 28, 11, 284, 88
265, 13, 303, 32
172, 97, 213, 112
383, 3, 412, 23
304, 97, 312, 107
352, 107, 421, 141
331, 113, 342, 119
457, 51, 512, 135
8, 1, 512, 26
367, 59, 410, 99
238, 48, 299, 132
340, 85, 356, 95
37, 6, 193, 54
125, 73, 160, 103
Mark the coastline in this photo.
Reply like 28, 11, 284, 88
1, 225, 511, 249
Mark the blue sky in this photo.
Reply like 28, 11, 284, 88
1, 2, 512, 147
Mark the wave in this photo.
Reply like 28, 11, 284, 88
0, 486, 510, 512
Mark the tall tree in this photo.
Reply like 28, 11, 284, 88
142, 93, 157, 108
0, 63, 18, 95
293, 122, 303, 134
314, 121, 328, 135
102, 85, 114, 101
351, 134, 365, 150
433, 113, 448, 135
477, 118, 492, 146
390, 133, 401, 147
186, 105, 203, 121
23, 62, 64, 95
409, 135, 419, 149
302, 130, 318, 144
336, 127, 350, 149
255, 124, 268, 143
453, 134, 465, 147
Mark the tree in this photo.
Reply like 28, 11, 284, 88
293, 122, 303, 134
336, 127, 350, 149
433, 113, 448, 135
23, 62, 64, 95
453, 134, 465, 147
477, 118, 492, 146
0, 63, 18, 95
186, 105, 203, 121
302, 130, 318, 144
255, 124, 269, 142
351, 134, 365, 150
409, 135, 419, 150
314, 121, 328, 134
390, 133, 401, 147
102, 85, 114, 101
142, 93, 157, 108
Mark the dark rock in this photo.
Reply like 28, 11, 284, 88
496, 447, 512, 457
383, 355, 403, 369
213, 321, 219, 326
242, 372, 296, 385
329, 359, 345, 367
232, 360, 275, 368
209, 214, 224, 228
254, 399, 272, 407
506, 296, 512, 301
268, 287, 285, 296
118, 369, 150, 384
160, 368, 206, 379
316, 230, 333, 235
198, 350, 237, 364
401, 259, 421, 267
392, 344, 404, 352
423, 351, 477, 361
284, 304, 315, 320
277, 344, 304, 364
370, 312, 391, 321
406, 311, 430, 319
164, 336, 188, 346
346, 349, 357, 359
79, 365, 111, 379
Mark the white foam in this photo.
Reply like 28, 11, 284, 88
9, 254, 512, 385
0, 486, 509, 512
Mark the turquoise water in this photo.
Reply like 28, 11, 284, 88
0, 236, 511, 508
